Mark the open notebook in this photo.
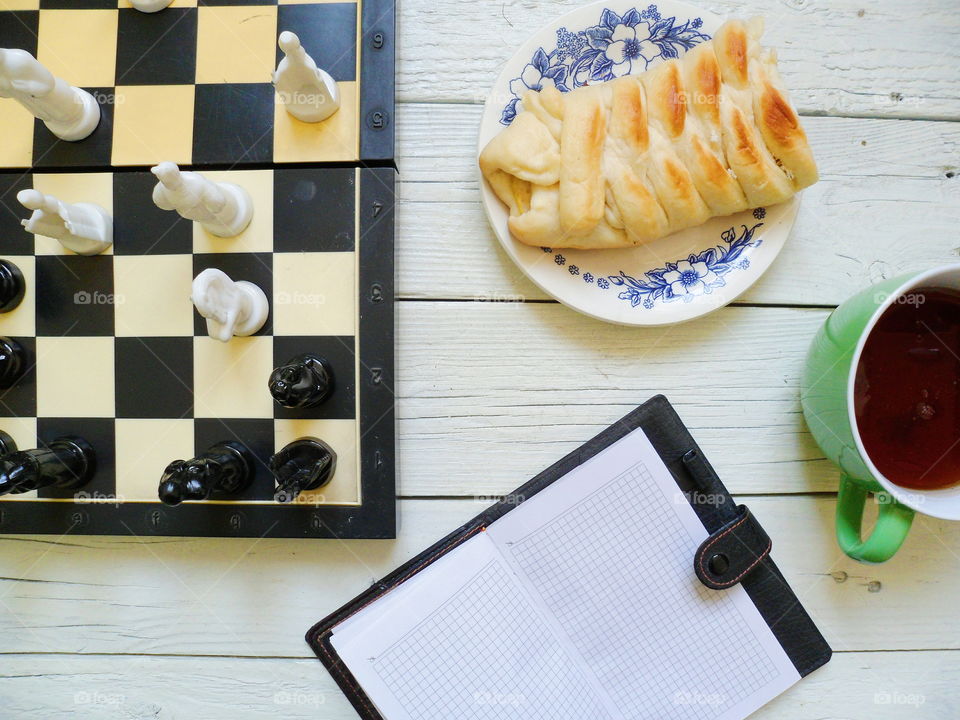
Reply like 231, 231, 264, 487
309, 396, 831, 720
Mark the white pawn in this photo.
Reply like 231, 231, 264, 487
191, 269, 268, 343
130, 0, 173, 12
151, 162, 253, 238
0, 48, 100, 142
17, 189, 112, 256
273, 31, 340, 123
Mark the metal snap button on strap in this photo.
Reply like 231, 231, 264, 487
707, 552, 729, 576
694, 505, 772, 590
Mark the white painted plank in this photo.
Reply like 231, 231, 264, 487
0, 649, 957, 719
397, 0, 960, 119
396, 302, 833, 497
1, 496, 959, 658
0, 655, 359, 720
395, 104, 960, 304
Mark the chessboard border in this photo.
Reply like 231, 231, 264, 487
0, 167, 397, 539
359, 0, 396, 163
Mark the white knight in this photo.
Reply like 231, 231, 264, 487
191, 268, 268, 343
151, 162, 253, 238
0, 48, 100, 141
17, 189, 112, 256
273, 31, 340, 123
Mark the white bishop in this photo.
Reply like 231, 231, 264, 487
273, 31, 340, 123
151, 162, 253, 238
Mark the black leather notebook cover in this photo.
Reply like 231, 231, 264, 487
306, 395, 832, 720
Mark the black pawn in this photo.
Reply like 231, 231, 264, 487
0, 337, 26, 389
158, 441, 253, 506
0, 432, 95, 496
0, 260, 25, 313
269, 437, 336, 503
268, 353, 333, 409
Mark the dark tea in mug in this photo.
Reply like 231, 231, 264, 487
853, 286, 960, 490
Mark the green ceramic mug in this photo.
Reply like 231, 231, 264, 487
801, 264, 960, 563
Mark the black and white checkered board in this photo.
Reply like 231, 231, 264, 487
0, 0, 395, 168
0, 167, 396, 538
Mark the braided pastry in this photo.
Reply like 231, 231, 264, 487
479, 18, 817, 250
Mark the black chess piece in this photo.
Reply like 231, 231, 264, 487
0, 337, 26, 389
0, 260, 25, 313
269, 437, 336, 503
158, 441, 253, 506
268, 353, 333, 409
0, 432, 95, 496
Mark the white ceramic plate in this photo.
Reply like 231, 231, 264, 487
478, 0, 800, 326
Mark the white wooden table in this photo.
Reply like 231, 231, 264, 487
3, 0, 960, 717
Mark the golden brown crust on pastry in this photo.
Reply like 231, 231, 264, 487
479, 16, 817, 249
717, 23, 749, 87
606, 78, 670, 244
752, 51, 819, 189
723, 104, 794, 207
684, 43, 721, 129
559, 85, 607, 237
643, 62, 685, 138
608, 76, 648, 152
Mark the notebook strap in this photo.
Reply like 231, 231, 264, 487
694, 505, 771, 590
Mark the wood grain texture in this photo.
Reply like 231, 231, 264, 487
395, 302, 835, 496
1, 497, 959, 659
397, 103, 960, 304
397, 0, 960, 119
1, 649, 957, 718
5, 1, 960, 717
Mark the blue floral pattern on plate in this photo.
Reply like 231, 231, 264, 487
538, 219, 765, 310
501, 4, 708, 124
607, 222, 764, 308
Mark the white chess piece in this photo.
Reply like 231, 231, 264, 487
191, 268, 268, 342
0, 48, 100, 141
151, 162, 253, 238
130, 0, 173, 12
17, 189, 112, 256
273, 31, 340, 123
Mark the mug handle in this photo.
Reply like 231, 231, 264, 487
835, 475, 914, 563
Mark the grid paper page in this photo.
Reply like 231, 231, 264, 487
331, 532, 615, 720
487, 427, 800, 720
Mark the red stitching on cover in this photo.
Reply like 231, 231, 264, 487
697, 510, 771, 589
712, 538, 772, 588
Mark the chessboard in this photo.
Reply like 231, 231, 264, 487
0, 0, 395, 169
0, 166, 396, 538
